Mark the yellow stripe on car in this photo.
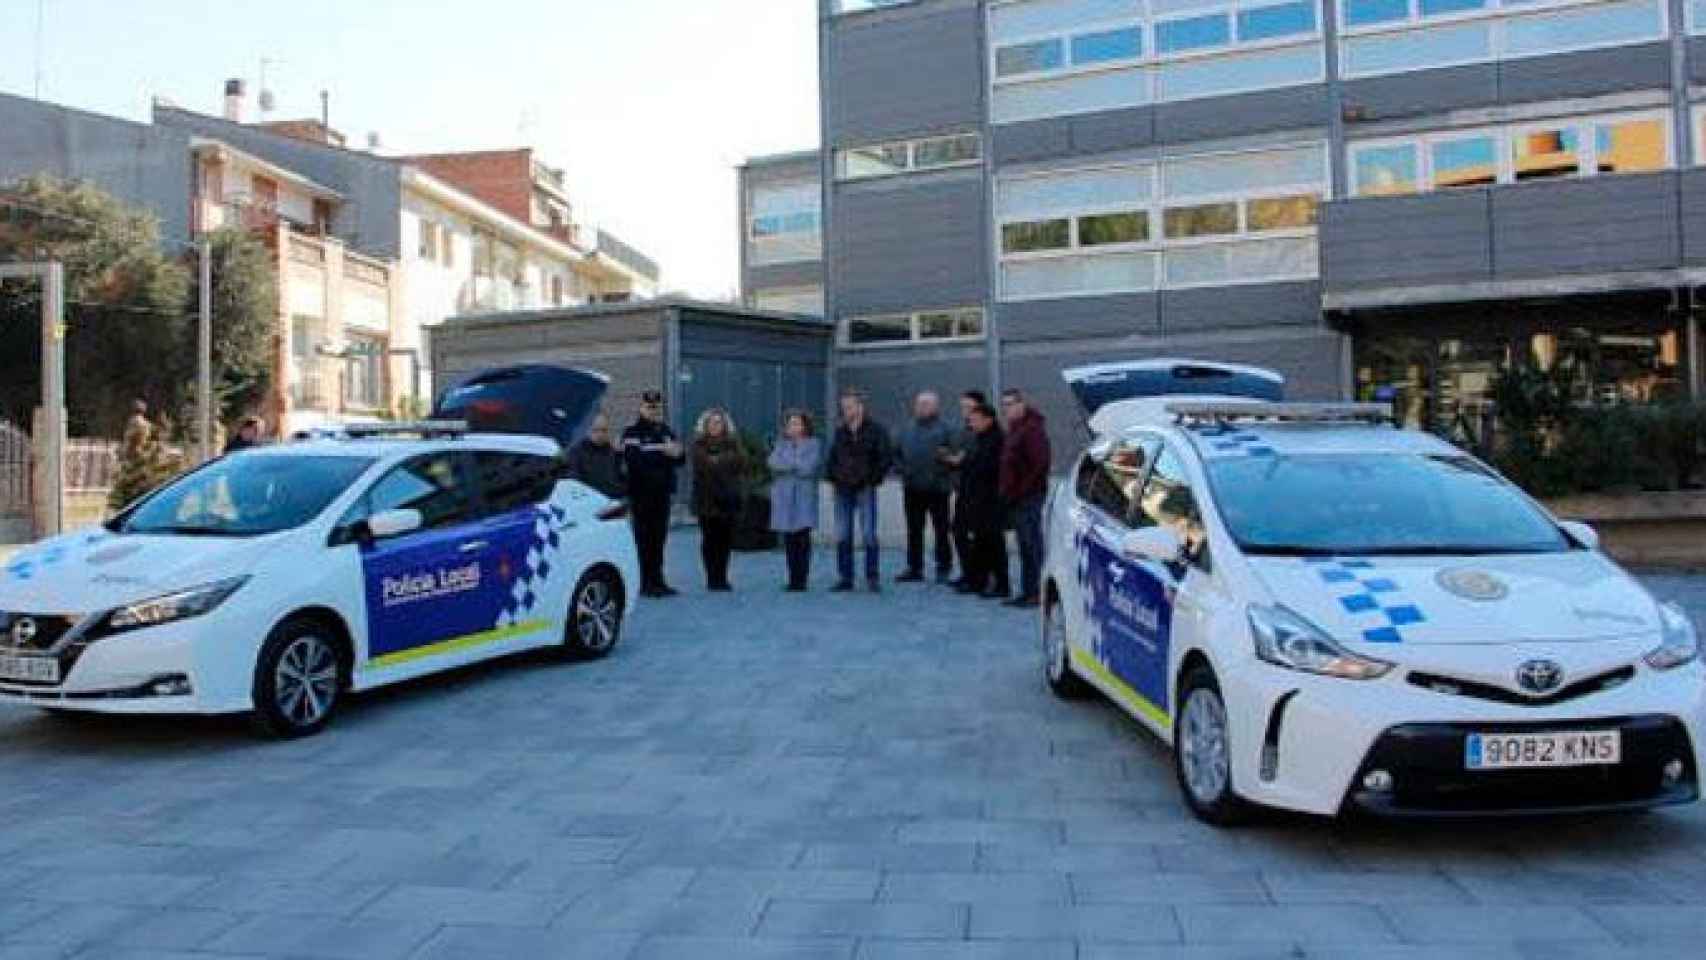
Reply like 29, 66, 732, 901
1071, 646, 1171, 728
363, 620, 551, 671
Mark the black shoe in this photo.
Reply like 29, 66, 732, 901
867, 580, 882, 594
982, 587, 1011, 600
831, 581, 855, 593
935, 570, 953, 585
785, 583, 806, 593
1005, 595, 1041, 609
709, 583, 733, 593
954, 581, 982, 595
655, 585, 679, 598
896, 570, 925, 583
948, 578, 970, 590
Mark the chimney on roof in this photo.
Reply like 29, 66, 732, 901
223, 78, 246, 122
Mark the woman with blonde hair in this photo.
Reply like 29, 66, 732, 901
767, 409, 822, 591
691, 406, 747, 592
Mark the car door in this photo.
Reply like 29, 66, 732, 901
466, 450, 572, 640
349, 451, 492, 667
1071, 436, 1169, 723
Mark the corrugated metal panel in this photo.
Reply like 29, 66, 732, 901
1154, 86, 1328, 146
1678, 169, 1706, 265
1000, 293, 1161, 342
679, 315, 832, 366
1341, 64, 1499, 123
747, 260, 826, 292
831, 175, 988, 315
825, 3, 984, 145
992, 117, 1076, 166
1160, 281, 1323, 332
1491, 172, 1679, 278
1321, 192, 1493, 290
838, 353, 992, 425
1692, 36, 1706, 86
1498, 43, 1670, 104
1071, 107, 1159, 156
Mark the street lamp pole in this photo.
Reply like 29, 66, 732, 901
0, 261, 66, 536
198, 239, 213, 461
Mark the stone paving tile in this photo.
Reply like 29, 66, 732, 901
0, 541, 1703, 958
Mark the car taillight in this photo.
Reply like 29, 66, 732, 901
596, 502, 630, 522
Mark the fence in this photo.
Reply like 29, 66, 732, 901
0, 421, 28, 524
65, 439, 120, 492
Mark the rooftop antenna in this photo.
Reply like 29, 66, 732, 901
33, 0, 45, 99
258, 57, 278, 118
319, 90, 330, 129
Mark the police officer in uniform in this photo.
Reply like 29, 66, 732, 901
622, 390, 685, 598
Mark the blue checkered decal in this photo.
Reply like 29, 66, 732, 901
1304, 557, 1426, 643
497, 504, 570, 628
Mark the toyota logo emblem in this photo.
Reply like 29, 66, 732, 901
11, 617, 38, 647
1516, 659, 1564, 695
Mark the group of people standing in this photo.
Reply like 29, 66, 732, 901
562, 385, 1051, 609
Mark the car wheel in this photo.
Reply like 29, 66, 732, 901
1174, 665, 1250, 826
559, 568, 623, 661
1043, 593, 1092, 700
249, 618, 344, 740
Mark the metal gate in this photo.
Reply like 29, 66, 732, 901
0, 420, 31, 539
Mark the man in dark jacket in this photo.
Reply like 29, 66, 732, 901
943, 390, 986, 590
895, 391, 955, 584
956, 402, 1009, 599
999, 388, 1051, 609
826, 389, 892, 593
223, 417, 262, 455
565, 413, 626, 500
622, 391, 685, 598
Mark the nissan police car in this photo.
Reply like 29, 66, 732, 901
0, 365, 638, 738
1041, 360, 1704, 823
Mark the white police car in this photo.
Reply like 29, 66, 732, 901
0, 365, 638, 738
1042, 360, 1704, 823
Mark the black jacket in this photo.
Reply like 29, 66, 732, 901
621, 419, 684, 499
565, 439, 626, 500
691, 436, 747, 520
957, 425, 1006, 528
826, 418, 892, 492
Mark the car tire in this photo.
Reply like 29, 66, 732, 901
249, 617, 345, 740
558, 568, 623, 661
1043, 593, 1092, 700
1174, 665, 1251, 827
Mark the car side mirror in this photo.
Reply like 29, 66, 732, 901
1558, 519, 1600, 551
1121, 526, 1183, 565
367, 508, 424, 541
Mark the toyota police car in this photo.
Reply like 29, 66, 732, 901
0, 365, 638, 738
1042, 360, 1704, 823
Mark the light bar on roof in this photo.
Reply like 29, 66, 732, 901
1167, 402, 1394, 425
341, 420, 470, 439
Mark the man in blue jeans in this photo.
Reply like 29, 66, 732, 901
826, 389, 892, 593
999, 388, 1051, 609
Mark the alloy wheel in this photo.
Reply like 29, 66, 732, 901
576, 578, 619, 652
274, 634, 338, 728
1179, 686, 1231, 805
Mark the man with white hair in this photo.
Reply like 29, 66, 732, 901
894, 390, 955, 584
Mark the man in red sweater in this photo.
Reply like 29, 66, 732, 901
999, 388, 1051, 609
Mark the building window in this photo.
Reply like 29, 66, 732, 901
344, 335, 386, 410
753, 286, 825, 316
1339, 0, 1666, 80
832, 0, 916, 12
551, 274, 566, 306
841, 307, 985, 348
1349, 109, 1671, 197
834, 133, 983, 181
418, 220, 440, 261
748, 180, 822, 265
988, 0, 1325, 123
472, 230, 495, 279
995, 143, 1325, 300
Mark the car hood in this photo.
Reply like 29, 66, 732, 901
1248, 551, 1658, 648
0, 528, 282, 614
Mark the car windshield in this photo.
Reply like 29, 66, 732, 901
116, 454, 376, 538
1209, 453, 1570, 556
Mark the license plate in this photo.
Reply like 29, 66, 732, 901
1465, 730, 1621, 771
0, 653, 60, 684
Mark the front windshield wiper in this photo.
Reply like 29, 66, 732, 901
123, 525, 246, 538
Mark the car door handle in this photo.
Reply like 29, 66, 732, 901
458, 540, 488, 553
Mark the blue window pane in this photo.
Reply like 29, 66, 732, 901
1237, 1, 1318, 42
1156, 14, 1233, 54
996, 38, 1065, 77
1431, 137, 1497, 189
1420, 0, 1486, 15
1071, 27, 1142, 64
1344, 0, 1409, 26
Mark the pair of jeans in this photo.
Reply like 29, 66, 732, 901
902, 487, 952, 576
834, 486, 880, 584
1011, 493, 1045, 600
783, 529, 813, 588
630, 493, 672, 590
699, 516, 734, 589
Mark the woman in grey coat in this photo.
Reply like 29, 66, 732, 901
768, 410, 823, 591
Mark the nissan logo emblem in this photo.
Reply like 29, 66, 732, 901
1516, 659, 1565, 695
11, 617, 38, 647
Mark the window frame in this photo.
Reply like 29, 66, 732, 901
1076, 435, 1162, 529
838, 307, 988, 350
343, 451, 477, 536
994, 141, 1328, 300
1336, 0, 1669, 80
1348, 108, 1673, 197
834, 133, 984, 182
471, 450, 560, 518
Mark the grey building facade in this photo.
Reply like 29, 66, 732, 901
739, 151, 826, 316
791, 0, 1706, 462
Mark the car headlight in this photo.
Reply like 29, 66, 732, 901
101, 577, 250, 635
1644, 602, 1700, 671
1249, 604, 1393, 680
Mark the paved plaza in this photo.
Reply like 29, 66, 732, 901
2, 536, 1705, 959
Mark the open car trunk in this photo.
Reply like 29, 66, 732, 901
433, 364, 609, 449
1062, 359, 1285, 434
